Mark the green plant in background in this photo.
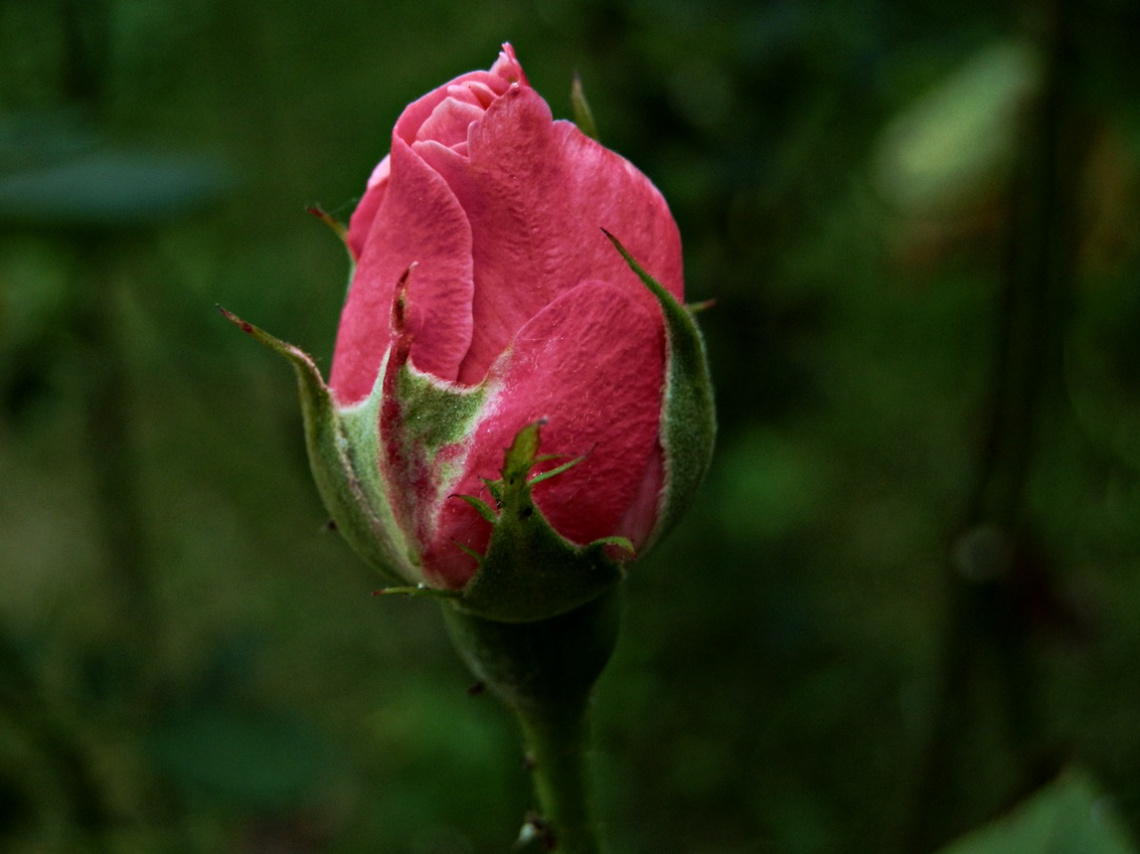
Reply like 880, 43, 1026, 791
4, 0, 1140, 851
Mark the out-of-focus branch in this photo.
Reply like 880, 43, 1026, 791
896, 0, 1086, 850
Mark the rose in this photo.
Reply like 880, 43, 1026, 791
227, 45, 714, 621
220, 48, 714, 849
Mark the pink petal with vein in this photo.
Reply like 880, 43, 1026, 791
330, 138, 474, 403
415, 86, 682, 386
422, 280, 665, 588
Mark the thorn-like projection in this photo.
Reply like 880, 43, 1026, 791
687, 298, 717, 314
306, 204, 349, 245
515, 813, 555, 851
216, 305, 320, 371
372, 583, 461, 601
570, 73, 599, 142
216, 304, 254, 333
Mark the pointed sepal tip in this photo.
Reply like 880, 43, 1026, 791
601, 230, 716, 554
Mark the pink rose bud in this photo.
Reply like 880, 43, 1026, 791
226, 45, 714, 621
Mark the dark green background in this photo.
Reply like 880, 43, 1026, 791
2, 0, 1140, 851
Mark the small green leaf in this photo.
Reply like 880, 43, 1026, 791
570, 74, 599, 141
454, 542, 486, 565
457, 494, 500, 524
529, 453, 588, 486
482, 477, 506, 507
503, 420, 544, 481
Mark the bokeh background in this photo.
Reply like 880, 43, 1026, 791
3, 0, 1140, 852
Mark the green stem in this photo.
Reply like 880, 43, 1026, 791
442, 590, 620, 852
517, 696, 598, 853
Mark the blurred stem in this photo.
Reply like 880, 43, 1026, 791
75, 237, 157, 664
61, 0, 110, 114
898, 1, 1082, 851
0, 234, 163, 853
443, 591, 621, 853
60, 0, 157, 666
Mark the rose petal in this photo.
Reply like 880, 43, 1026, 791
330, 137, 474, 402
394, 70, 516, 147
550, 119, 684, 302
455, 81, 499, 109
367, 156, 391, 189
417, 96, 485, 150
416, 86, 683, 385
421, 280, 665, 587
490, 43, 526, 85
342, 51, 529, 314
346, 155, 389, 260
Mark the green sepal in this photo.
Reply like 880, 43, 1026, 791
457, 494, 498, 526
455, 421, 625, 623
391, 362, 486, 455
305, 205, 349, 248
529, 453, 586, 486
570, 74, 599, 142
218, 306, 407, 585
602, 231, 716, 552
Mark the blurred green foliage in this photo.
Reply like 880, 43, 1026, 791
938, 773, 1135, 854
3, 0, 1140, 852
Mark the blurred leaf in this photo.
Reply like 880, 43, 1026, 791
0, 150, 228, 228
873, 40, 1042, 216
570, 73, 598, 141
362, 678, 522, 843
0, 111, 102, 173
937, 771, 1138, 854
714, 426, 824, 544
147, 705, 337, 810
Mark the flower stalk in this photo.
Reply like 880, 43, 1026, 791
443, 590, 621, 853
897, 4, 1084, 850
516, 697, 598, 853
